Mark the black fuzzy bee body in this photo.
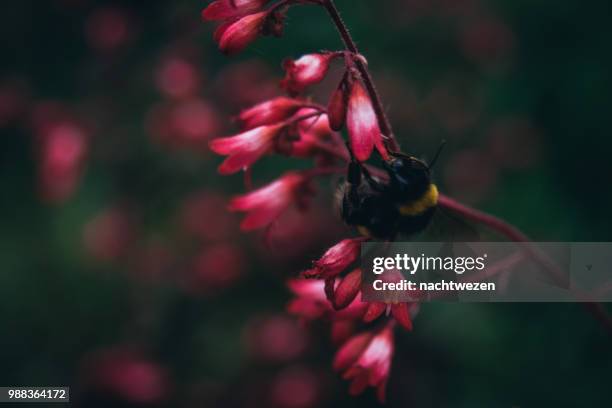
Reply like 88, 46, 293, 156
338, 153, 439, 240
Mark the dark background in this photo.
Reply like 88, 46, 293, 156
1, 0, 611, 406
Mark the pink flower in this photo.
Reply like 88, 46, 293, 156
82, 347, 170, 404
281, 53, 334, 95
244, 315, 308, 362
39, 121, 88, 203
332, 268, 362, 310
202, 0, 270, 21
229, 172, 314, 230
287, 278, 367, 321
239, 97, 304, 130
155, 57, 200, 99
213, 11, 269, 54
347, 81, 388, 161
83, 206, 137, 261
296, 109, 332, 137
287, 279, 329, 320
85, 7, 131, 52
209, 123, 283, 174
333, 326, 394, 402
303, 237, 365, 279
290, 109, 333, 157
184, 244, 246, 295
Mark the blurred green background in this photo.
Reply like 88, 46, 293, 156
0, 0, 611, 406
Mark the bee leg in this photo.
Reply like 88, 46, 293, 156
343, 160, 367, 224
360, 165, 385, 193
347, 160, 363, 203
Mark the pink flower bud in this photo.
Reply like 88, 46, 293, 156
281, 53, 334, 95
347, 81, 388, 161
214, 11, 268, 54
202, 0, 270, 21
327, 82, 348, 131
333, 268, 362, 310
390, 302, 413, 331
239, 97, 304, 130
303, 237, 365, 279
363, 302, 386, 323
209, 123, 284, 174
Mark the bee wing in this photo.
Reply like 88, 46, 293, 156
412, 207, 481, 242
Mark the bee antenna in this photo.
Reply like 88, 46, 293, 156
428, 140, 447, 169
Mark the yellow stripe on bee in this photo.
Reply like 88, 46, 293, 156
398, 184, 439, 216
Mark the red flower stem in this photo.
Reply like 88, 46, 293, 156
311, 141, 612, 334
438, 195, 612, 334
285, 111, 325, 126
322, 0, 399, 152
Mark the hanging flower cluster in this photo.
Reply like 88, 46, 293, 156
203, 0, 416, 402
202, 0, 612, 401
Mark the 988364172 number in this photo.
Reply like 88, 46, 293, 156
1, 387, 69, 403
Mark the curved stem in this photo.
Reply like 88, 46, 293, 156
438, 195, 612, 334
437, 195, 529, 242
322, 0, 399, 152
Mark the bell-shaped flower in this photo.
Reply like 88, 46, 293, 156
333, 326, 395, 402
229, 172, 313, 230
347, 80, 388, 161
332, 268, 362, 310
287, 278, 368, 321
239, 97, 304, 130
213, 11, 268, 54
281, 53, 334, 95
289, 109, 333, 157
303, 237, 366, 279
209, 123, 284, 174
202, 0, 270, 21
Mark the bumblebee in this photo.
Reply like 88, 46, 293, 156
338, 146, 443, 240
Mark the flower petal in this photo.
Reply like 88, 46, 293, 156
347, 81, 388, 161
333, 332, 372, 371
391, 303, 413, 331
239, 97, 304, 129
333, 269, 362, 310
217, 11, 268, 54
363, 302, 386, 323
203, 0, 268, 21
